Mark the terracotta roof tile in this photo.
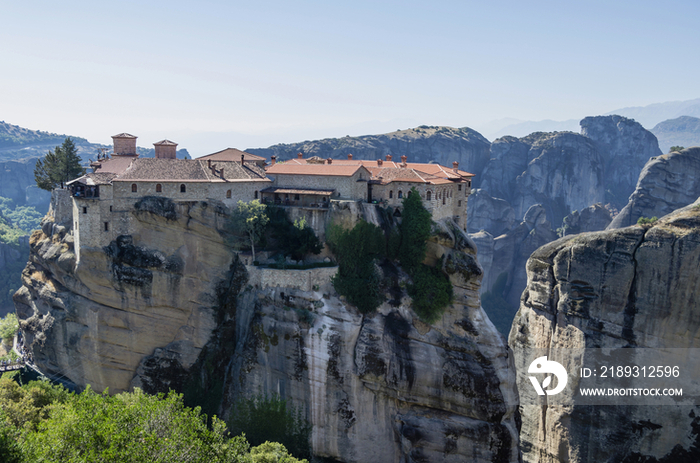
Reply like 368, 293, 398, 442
199, 148, 266, 162
154, 139, 178, 146
266, 163, 366, 177
111, 133, 137, 139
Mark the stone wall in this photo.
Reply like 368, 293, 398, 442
271, 171, 368, 201
245, 266, 338, 292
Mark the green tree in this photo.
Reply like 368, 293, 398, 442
0, 314, 18, 345
398, 188, 432, 272
34, 138, 85, 191
669, 145, 685, 153
232, 200, 269, 262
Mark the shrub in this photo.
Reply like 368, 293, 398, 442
407, 264, 453, 323
0, 314, 18, 345
637, 216, 658, 226
266, 208, 322, 261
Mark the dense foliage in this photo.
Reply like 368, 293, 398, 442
329, 220, 386, 314
407, 264, 453, 323
265, 208, 322, 262
0, 314, 18, 344
0, 378, 308, 463
229, 394, 311, 460
230, 200, 269, 262
34, 137, 85, 191
0, 198, 43, 235
397, 189, 432, 271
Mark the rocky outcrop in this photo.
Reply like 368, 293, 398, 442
466, 189, 515, 236
248, 126, 493, 183
609, 147, 700, 229
509, 203, 700, 462
581, 115, 662, 208
559, 203, 613, 236
15, 196, 520, 461
222, 218, 520, 462
14, 200, 236, 392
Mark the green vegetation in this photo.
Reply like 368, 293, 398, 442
0, 197, 43, 235
231, 200, 269, 262
34, 137, 85, 191
328, 220, 385, 314
407, 264, 453, 323
397, 189, 432, 270
0, 314, 18, 345
266, 208, 322, 261
229, 393, 311, 461
669, 145, 685, 153
637, 216, 658, 225
0, 377, 309, 463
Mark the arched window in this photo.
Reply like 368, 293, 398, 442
131, 184, 137, 193
180, 184, 186, 193
426, 191, 432, 201
442, 196, 446, 205
156, 184, 162, 193
389, 191, 393, 199
226, 190, 232, 199
398, 190, 403, 199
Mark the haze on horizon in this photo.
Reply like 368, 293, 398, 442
2, 0, 699, 156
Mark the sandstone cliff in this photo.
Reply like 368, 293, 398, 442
610, 147, 700, 229
509, 203, 700, 462
14, 196, 521, 462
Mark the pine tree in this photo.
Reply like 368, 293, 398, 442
34, 137, 85, 191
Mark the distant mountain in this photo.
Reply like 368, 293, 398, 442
247, 125, 492, 183
486, 119, 580, 140
605, 98, 700, 129
650, 116, 700, 153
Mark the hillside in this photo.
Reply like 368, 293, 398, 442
651, 115, 700, 153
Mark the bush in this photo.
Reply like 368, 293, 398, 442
0, 314, 18, 345
229, 393, 311, 460
398, 188, 432, 272
407, 264, 453, 323
266, 208, 321, 261
637, 216, 658, 226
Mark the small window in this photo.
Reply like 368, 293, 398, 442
82, 206, 87, 214
458, 185, 462, 191
131, 184, 137, 193
226, 190, 232, 199
254, 191, 258, 199
458, 200, 462, 207
110, 206, 112, 212
427, 191, 432, 201
180, 184, 186, 193
398, 191, 403, 199
442, 196, 446, 205
389, 191, 393, 199
156, 184, 162, 193
294, 194, 300, 201
104, 222, 109, 231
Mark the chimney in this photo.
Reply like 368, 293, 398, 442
241, 154, 245, 164
112, 133, 137, 156
297, 152, 303, 159
208, 159, 212, 169
401, 155, 407, 165
154, 139, 177, 159
327, 158, 333, 164
347, 154, 353, 160
377, 159, 383, 166
453, 161, 459, 173
385, 155, 392, 162
270, 155, 276, 166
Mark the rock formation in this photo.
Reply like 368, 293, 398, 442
14, 195, 521, 462
651, 115, 700, 154
510, 203, 700, 462
610, 147, 700, 229
581, 115, 663, 209
466, 188, 515, 236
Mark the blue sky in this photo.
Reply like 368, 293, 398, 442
2, 0, 699, 156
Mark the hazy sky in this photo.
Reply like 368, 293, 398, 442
2, 0, 699, 156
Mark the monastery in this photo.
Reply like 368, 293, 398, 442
63, 133, 474, 261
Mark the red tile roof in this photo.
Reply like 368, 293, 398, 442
198, 148, 266, 162
266, 163, 367, 177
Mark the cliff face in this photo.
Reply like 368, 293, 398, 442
15, 196, 521, 461
509, 203, 700, 462
14, 199, 236, 392
609, 147, 700, 229
581, 115, 662, 209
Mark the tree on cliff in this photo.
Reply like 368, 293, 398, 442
398, 187, 432, 272
34, 137, 85, 191
232, 200, 269, 262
